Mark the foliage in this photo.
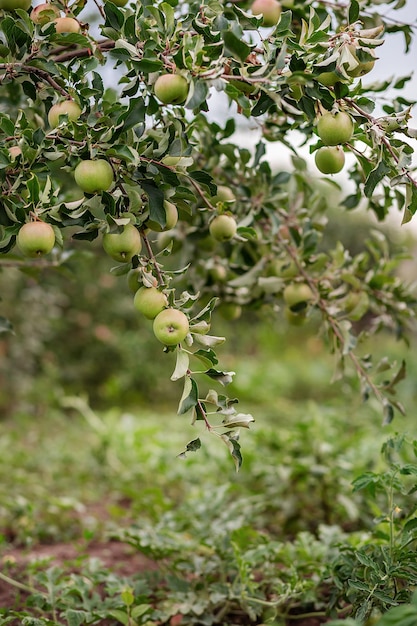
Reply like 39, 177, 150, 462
1, 0, 417, 465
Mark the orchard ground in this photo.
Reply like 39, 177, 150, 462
1, 301, 417, 624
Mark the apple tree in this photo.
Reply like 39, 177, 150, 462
0, 0, 416, 468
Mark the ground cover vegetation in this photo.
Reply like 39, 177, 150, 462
1, 0, 417, 622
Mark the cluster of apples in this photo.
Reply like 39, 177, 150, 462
314, 110, 354, 175
30, 2, 81, 32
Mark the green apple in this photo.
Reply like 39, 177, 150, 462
346, 45, 376, 78
146, 201, 178, 232
102, 224, 142, 262
153, 308, 189, 346
17, 221, 55, 257
251, 0, 282, 27
74, 159, 114, 194
210, 185, 236, 205
209, 215, 237, 242
209, 263, 227, 283
127, 267, 141, 293
154, 74, 189, 105
316, 111, 354, 146
218, 302, 242, 321
48, 100, 82, 127
30, 3, 60, 24
52, 16, 81, 33
314, 146, 345, 174
316, 71, 347, 87
134, 286, 168, 320
266, 258, 298, 279
283, 283, 314, 310
285, 307, 307, 326
0, 0, 31, 10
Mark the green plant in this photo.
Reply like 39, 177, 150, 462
330, 434, 417, 622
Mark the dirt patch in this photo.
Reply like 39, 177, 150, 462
0, 539, 158, 611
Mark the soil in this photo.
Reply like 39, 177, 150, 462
0, 540, 158, 607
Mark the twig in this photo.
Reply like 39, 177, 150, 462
141, 231, 165, 287
0, 571, 40, 596
21, 65, 68, 97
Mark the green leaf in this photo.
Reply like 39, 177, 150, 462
0, 316, 13, 334
104, 2, 124, 30
222, 413, 255, 429
222, 31, 251, 63
377, 604, 417, 626
178, 438, 201, 458
186, 80, 209, 110
364, 160, 391, 198
107, 609, 129, 625
178, 377, 198, 414
141, 182, 165, 226
220, 431, 242, 471
205, 368, 235, 386
65, 610, 89, 626
171, 348, 190, 381
348, 0, 360, 24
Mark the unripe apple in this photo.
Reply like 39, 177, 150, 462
251, 0, 282, 27
346, 45, 376, 78
48, 100, 82, 127
316, 111, 354, 146
74, 159, 114, 194
285, 307, 307, 326
210, 185, 236, 205
134, 286, 168, 320
209, 263, 227, 283
154, 74, 189, 105
315, 146, 345, 174
209, 215, 237, 242
30, 3, 60, 25
316, 71, 348, 87
218, 302, 242, 321
146, 201, 178, 232
0, 0, 31, 10
127, 267, 141, 293
102, 224, 142, 262
153, 308, 189, 346
52, 17, 81, 33
17, 221, 55, 257
266, 258, 298, 279
283, 283, 314, 310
